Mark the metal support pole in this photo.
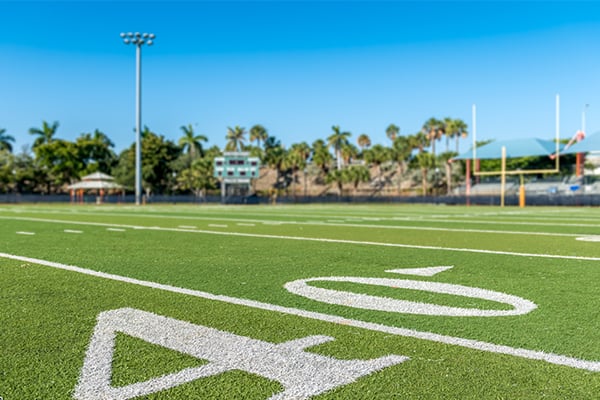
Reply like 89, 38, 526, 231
121, 32, 155, 205
465, 159, 471, 206
500, 146, 506, 208
519, 173, 525, 208
135, 44, 142, 205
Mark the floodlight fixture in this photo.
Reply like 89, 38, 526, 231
121, 31, 156, 205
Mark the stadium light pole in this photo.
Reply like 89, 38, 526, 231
120, 32, 155, 205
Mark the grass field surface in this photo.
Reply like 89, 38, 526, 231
0, 204, 599, 399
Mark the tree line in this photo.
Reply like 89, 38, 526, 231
0, 117, 566, 197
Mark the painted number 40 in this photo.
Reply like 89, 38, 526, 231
75, 265, 599, 400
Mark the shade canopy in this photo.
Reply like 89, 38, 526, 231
453, 138, 562, 160
79, 172, 116, 181
67, 172, 123, 190
560, 131, 600, 154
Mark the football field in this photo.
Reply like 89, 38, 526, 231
1, 203, 599, 399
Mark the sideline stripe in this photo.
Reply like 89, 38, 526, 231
576, 236, 600, 242
1, 215, 600, 261
64, 229, 83, 234
0, 209, 597, 238
1, 251, 598, 372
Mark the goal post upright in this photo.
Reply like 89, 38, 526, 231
471, 94, 561, 207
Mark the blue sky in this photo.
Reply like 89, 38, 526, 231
2, 1, 600, 154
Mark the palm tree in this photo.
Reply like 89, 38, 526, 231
327, 125, 351, 169
179, 124, 208, 158
263, 136, 287, 188
416, 152, 435, 196
0, 128, 15, 152
357, 133, 371, 151
410, 131, 429, 154
29, 120, 59, 148
326, 169, 346, 197
363, 144, 391, 180
284, 142, 310, 195
422, 117, 443, 159
453, 119, 468, 154
225, 126, 246, 152
340, 143, 358, 166
311, 139, 332, 177
249, 124, 268, 149
386, 124, 400, 143
392, 135, 413, 193
438, 151, 457, 195
442, 117, 454, 153
344, 165, 370, 195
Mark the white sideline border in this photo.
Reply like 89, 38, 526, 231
1, 251, 598, 372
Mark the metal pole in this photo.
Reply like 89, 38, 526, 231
121, 32, 154, 205
135, 44, 142, 205
555, 94, 560, 161
500, 146, 506, 208
466, 159, 471, 206
472, 104, 477, 162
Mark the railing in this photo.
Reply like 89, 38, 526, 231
1, 193, 599, 206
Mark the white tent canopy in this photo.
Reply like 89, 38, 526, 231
67, 172, 123, 191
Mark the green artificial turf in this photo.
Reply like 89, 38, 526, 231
0, 204, 599, 399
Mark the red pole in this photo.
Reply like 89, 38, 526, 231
576, 153, 584, 177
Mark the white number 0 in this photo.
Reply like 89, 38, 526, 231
284, 266, 537, 317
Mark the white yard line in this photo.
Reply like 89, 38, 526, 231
106, 228, 126, 232
64, 229, 83, 234
1, 215, 599, 261
16, 231, 35, 235
178, 225, 197, 229
0, 212, 595, 238
208, 224, 228, 228
576, 236, 600, 242
1, 251, 598, 372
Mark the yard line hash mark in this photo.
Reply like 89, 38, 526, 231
1, 216, 599, 261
